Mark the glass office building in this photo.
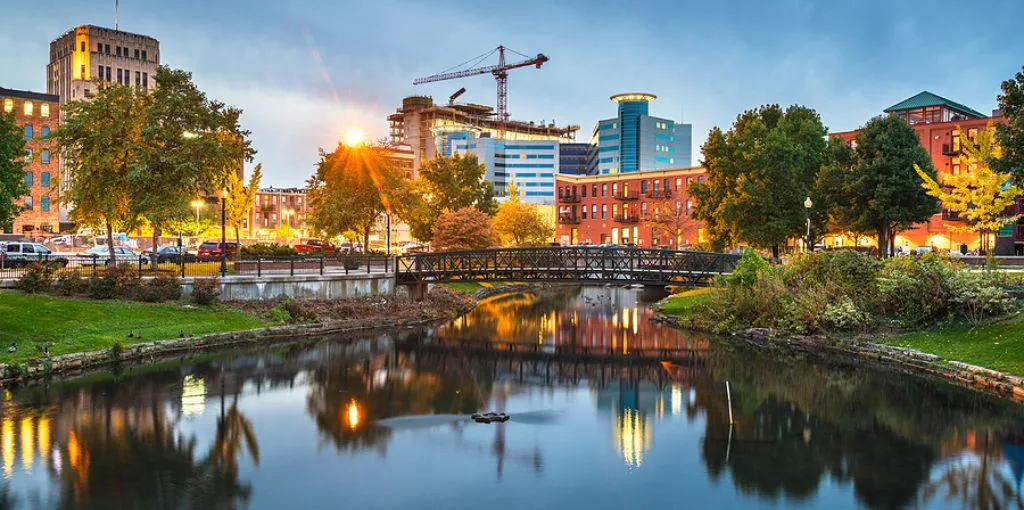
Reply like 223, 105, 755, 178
590, 93, 692, 174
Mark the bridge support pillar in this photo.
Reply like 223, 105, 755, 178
405, 282, 429, 302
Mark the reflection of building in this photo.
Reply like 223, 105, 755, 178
554, 167, 706, 246
591, 93, 692, 175
831, 91, 1016, 253
1, 88, 60, 234
559, 142, 593, 176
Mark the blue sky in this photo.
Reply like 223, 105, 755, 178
3, 0, 1023, 186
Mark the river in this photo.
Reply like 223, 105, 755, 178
2, 285, 1024, 509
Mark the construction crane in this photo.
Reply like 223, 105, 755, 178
414, 45, 549, 131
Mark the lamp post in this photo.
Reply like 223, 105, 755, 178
191, 200, 204, 234
804, 196, 813, 253
220, 189, 228, 277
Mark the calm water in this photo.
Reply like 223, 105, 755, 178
3, 286, 1024, 509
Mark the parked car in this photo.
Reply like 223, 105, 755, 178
85, 245, 149, 265
197, 241, 239, 262
144, 245, 198, 263
0, 241, 69, 268
294, 239, 338, 255
339, 242, 364, 253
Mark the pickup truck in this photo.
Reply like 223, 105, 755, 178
294, 239, 338, 254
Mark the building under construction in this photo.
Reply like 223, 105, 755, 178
388, 95, 579, 176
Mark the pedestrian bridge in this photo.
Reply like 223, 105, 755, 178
395, 247, 739, 287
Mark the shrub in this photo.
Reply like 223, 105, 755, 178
138, 274, 183, 303
947, 271, 1015, 324
343, 254, 361, 270
877, 254, 956, 325
14, 263, 55, 294
241, 243, 298, 257
87, 274, 118, 299
56, 272, 88, 296
268, 296, 317, 323
191, 278, 220, 305
722, 248, 771, 288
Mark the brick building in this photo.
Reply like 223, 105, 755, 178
1, 87, 60, 235
253, 187, 309, 239
831, 91, 1015, 253
555, 167, 706, 247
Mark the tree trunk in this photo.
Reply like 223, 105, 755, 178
877, 225, 890, 259
363, 224, 371, 254
106, 217, 117, 268
771, 245, 780, 260
889, 231, 896, 258
234, 224, 241, 262
151, 221, 160, 272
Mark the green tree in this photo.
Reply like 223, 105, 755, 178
916, 121, 1020, 253
846, 115, 940, 256
431, 206, 499, 251
224, 163, 262, 258
0, 112, 28, 231
996, 66, 1024, 183
690, 105, 828, 257
55, 84, 147, 265
405, 154, 497, 242
492, 181, 553, 246
306, 143, 408, 250
810, 137, 867, 244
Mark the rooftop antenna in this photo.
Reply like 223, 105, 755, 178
115, 0, 119, 29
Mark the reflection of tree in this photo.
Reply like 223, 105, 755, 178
924, 431, 1024, 510
208, 397, 260, 486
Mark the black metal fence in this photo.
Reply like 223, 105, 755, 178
0, 254, 395, 280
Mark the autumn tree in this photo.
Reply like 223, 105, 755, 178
492, 181, 553, 247
845, 115, 939, 256
690, 104, 828, 257
404, 154, 497, 242
431, 207, 499, 251
0, 111, 28, 231
647, 198, 698, 249
306, 142, 408, 250
916, 121, 1020, 253
55, 85, 147, 265
996, 66, 1024, 183
224, 163, 262, 259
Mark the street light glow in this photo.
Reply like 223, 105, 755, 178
344, 128, 365, 147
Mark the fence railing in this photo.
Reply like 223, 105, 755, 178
0, 253, 395, 280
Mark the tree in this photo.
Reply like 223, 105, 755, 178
996, 66, 1024, 184
132, 66, 254, 270
810, 137, 869, 245
431, 207, 499, 251
492, 181, 553, 246
55, 84, 147, 265
405, 154, 497, 242
224, 163, 261, 259
916, 121, 1020, 254
845, 115, 940, 256
647, 198, 699, 249
306, 142, 408, 250
690, 104, 828, 257
0, 112, 28, 231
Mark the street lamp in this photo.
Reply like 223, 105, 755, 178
220, 189, 228, 277
804, 196, 813, 253
190, 200, 204, 232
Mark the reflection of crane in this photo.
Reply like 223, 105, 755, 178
413, 45, 549, 132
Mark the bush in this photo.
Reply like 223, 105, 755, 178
241, 243, 297, 257
138, 274, 182, 303
87, 265, 140, 299
268, 296, 317, 323
56, 272, 88, 296
14, 263, 55, 294
191, 278, 220, 305
87, 274, 118, 299
343, 254, 361, 270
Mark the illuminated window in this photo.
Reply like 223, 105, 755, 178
23, 101, 33, 116
41, 149, 50, 164
2, 98, 11, 113
40, 104, 49, 118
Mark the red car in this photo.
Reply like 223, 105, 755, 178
197, 241, 238, 262
294, 239, 338, 255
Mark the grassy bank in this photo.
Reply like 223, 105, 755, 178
884, 313, 1024, 376
0, 291, 269, 364
654, 288, 712, 318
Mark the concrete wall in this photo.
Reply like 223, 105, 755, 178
182, 274, 395, 301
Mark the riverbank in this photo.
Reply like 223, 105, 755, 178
0, 287, 476, 385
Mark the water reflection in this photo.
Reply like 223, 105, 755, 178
1, 287, 1024, 509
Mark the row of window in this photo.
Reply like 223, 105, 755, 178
655, 121, 671, 130
557, 176, 705, 199
24, 149, 52, 165
654, 144, 672, 152
24, 172, 52, 187
22, 196, 51, 211
3, 99, 51, 117
94, 42, 149, 62
561, 199, 694, 220
24, 126, 52, 140
96, 66, 149, 89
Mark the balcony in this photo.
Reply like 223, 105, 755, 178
644, 189, 672, 199
941, 143, 959, 156
560, 194, 581, 204
612, 214, 639, 224
558, 214, 580, 224
941, 209, 961, 221
613, 192, 639, 201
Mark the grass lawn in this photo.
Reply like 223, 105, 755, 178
0, 291, 269, 364
656, 288, 713, 318
884, 313, 1024, 376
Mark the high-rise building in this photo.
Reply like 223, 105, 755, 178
450, 137, 559, 204
591, 93, 692, 175
47, 25, 160, 104
558, 142, 593, 175
1, 88, 61, 235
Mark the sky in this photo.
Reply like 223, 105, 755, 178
3, 0, 1023, 187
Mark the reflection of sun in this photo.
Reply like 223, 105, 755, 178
344, 128, 365, 146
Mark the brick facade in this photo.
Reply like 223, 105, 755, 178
1, 88, 60, 235
253, 187, 309, 238
555, 167, 706, 247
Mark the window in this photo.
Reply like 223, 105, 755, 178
24, 172, 33, 186
142, 50, 147, 61
641, 202, 648, 218
134, 49, 140, 59
40, 104, 49, 118
143, 72, 148, 91
581, 207, 587, 220
117, 69, 123, 84
676, 178, 683, 188
105, 66, 111, 82
641, 180, 649, 194
97, 42, 102, 53
591, 204, 597, 218
105, 44, 110, 55
41, 197, 49, 211
698, 176, 705, 184
2, 98, 12, 113
612, 183, 619, 195
136, 71, 141, 87
41, 172, 50, 186
24, 125, 32, 140
41, 149, 50, 165
613, 204, 619, 217
653, 180, 660, 191
623, 183, 630, 197
592, 184, 597, 197
601, 184, 607, 197
601, 204, 607, 219
23, 101, 33, 116
24, 196, 32, 210
952, 157, 961, 175
24, 149, 32, 163
80, 65, 86, 79
686, 200, 693, 215
80, 41, 85, 52
581, 185, 587, 198
116, 46, 121, 57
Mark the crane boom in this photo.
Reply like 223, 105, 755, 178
413, 46, 549, 133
